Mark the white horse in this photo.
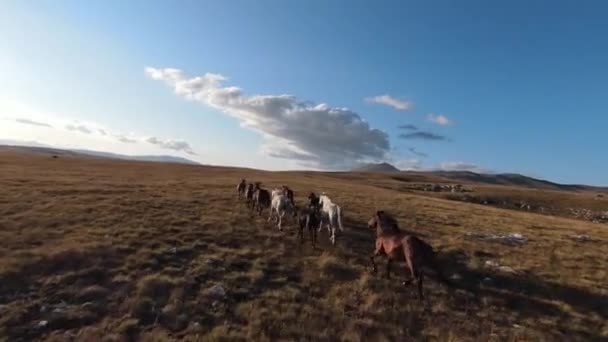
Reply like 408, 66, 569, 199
318, 193, 344, 245
268, 190, 296, 231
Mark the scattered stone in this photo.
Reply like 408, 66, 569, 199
170, 247, 177, 254
498, 266, 517, 274
466, 231, 527, 245
450, 273, 462, 281
482, 277, 493, 284
485, 260, 499, 268
81, 302, 95, 309
37, 320, 49, 328
571, 234, 591, 242
207, 284, 226, 298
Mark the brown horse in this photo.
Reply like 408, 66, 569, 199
253, 187, 271, 216
298, 205, 320, 247
367, 210, 452, 299
237, 179, 247, 199
245, 183, 255, 209
282, 185, 295, 206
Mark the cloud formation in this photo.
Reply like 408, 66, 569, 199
146, 137, 196, 155
427, 113, 452, 126
398, 124, 418, 131
399, 131, 448, 141
114, 134, 137, 144
394, 159, 423, 171
66, 124, 92, 134
147, 67, 390, 169
408, 147, 428, 158
441, 161, 490, 173
365, 95, 413, 111
15, 118, 53, 128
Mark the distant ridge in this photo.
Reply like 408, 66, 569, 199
350, 160, 606, 191
405, 170, 608, 192
352, 162, 400, 173
0, 143, 200, 165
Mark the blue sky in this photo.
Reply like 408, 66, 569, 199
1, 1, 607, 185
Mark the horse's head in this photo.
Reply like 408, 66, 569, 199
370, 210, 400, 235
254, 182, 261, 189
368, 210, 383, 230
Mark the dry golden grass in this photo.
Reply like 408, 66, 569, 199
1, 149, 607, 341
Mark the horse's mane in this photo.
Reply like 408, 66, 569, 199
376, 211, 400, 233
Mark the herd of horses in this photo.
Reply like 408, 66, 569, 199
236, 178, 452, 299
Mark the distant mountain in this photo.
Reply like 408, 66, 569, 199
70, 149, 200, 165
0, 143, 200, 165
408, 170, 607, 192
352, 162, 400, 173
0, 139, 54, 149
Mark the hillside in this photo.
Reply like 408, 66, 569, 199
0, 145, 199, 165
1, 150, 607, 340
352, 162, 400, 173
417, 171, 607, 192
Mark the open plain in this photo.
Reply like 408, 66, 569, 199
1, 148, 607, 341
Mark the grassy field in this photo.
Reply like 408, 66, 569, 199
1, 150, 607, 341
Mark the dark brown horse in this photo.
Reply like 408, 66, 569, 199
368, 210, 452, 299
245, 183, 255, 209
308, 192, 320, 210
236, 178, 247, 199
298, 205, 320, 247
253, 187, 271, 216
282, 185, 295, 206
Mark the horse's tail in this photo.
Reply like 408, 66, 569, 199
337, 205, 344, 231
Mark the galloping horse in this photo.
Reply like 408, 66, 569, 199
318, 193, 344, 245
253, 186, 271, 216
245, 183, 255, 209
236, 179, 247, 199
308, 192, 320, 210
269, 189, 297, 231
298, 204, 320, 247
367, 211, 452, 299
282, 185, 295, 206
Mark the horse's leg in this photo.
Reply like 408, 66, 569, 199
330, 227, 336, 245
385, 257, 392, 279
403, 249, 416, 286
298, 218, 304, 244
417, 269, 425, 300
370, 244, 382, 274
278, 212, 283, 231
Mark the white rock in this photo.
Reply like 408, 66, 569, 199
485, 260, 499, 268
208, 284, 226, 298
38, 320, 48, 328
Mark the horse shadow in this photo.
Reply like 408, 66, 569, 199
339, 218, 607, 340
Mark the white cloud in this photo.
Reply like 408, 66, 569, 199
15, 118, 53, 128
440, 161, 491, 173
146, 137, 196, 155
114, 134, 137, 144
147, 67, 390, 169
393, 159, 423, 171
365, 95, 413, 111
66, 123, 92, 134
427, 113, 452, 126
